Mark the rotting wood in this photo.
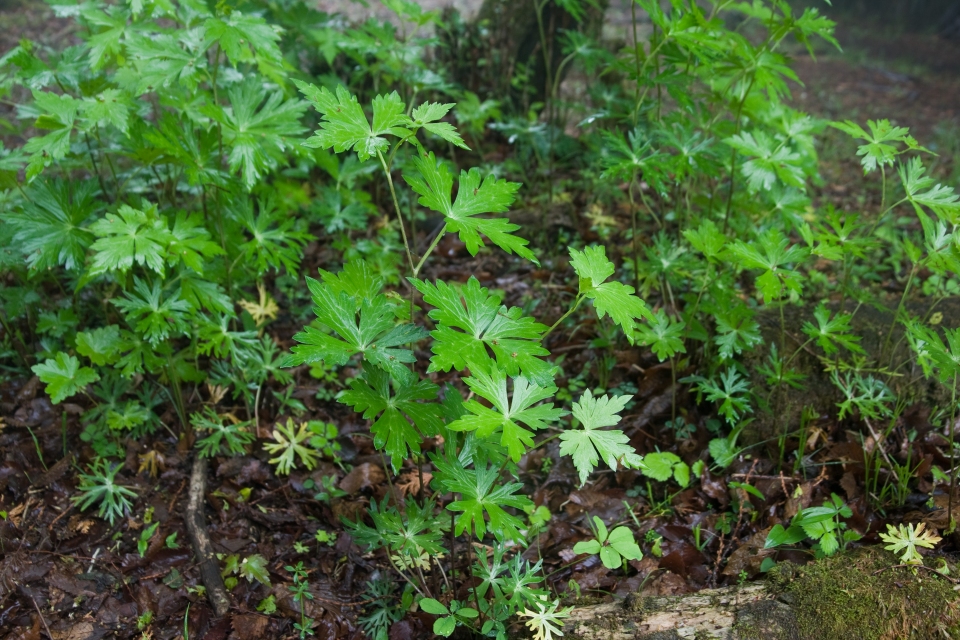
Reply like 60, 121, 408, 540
562, 582, 799, 640
184, 455, 230, 617
562, 548, 960, 640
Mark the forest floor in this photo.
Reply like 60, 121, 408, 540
2, 2, 960, 640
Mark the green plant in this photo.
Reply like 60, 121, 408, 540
879, 522, 942, 565
71, 458, 137, 525
221, 553, 271, 589
517, 598, 573, 640
286, 561, 315, 639
573, 515, 643, 570
764, 493, 862, 557
263, 418, 321, 475
138, 522, 159, 558
419, 597, 479, 638
192, 408, 255, 458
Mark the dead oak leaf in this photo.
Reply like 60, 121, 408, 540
396, 471, 432, 496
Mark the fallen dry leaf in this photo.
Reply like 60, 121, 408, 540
339, 462, 385, 494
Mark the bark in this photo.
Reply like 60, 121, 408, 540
561, 583, 799, 640
184, 455, 231, 618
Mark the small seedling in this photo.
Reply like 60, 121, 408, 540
573, 515, 643, 569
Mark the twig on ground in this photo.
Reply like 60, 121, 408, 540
184, 455, 231, 617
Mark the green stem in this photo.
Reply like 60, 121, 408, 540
542, 295, 584, 341
627, 176, 641, 293
376, 150, 416, 275
722, 74, 756, 235
413, 227, 445, 277
949, 375, 957, 527
881, 262, 919, 363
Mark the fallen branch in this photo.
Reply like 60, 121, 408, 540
561, 548, 960, 640
562, 583, 784, 640
184, 455, 230, 617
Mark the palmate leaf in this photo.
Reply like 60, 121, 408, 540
411, 277, 555, 385
32, 352, 100, 404
447, 364, 565, 462
907, 322, 960, 383
296, 82, 412, 161
802, 304, 864, 356
88, 202, 171, 277
75, 324, 167, 376
726, 229, 807, 303
411, 102, 469, 149
899, 156, 960, 223
230, 197, 312, 276
432, 455, 532, 542
725, 130, 806, 192
879, 522, 942, 565
80, 4, 130, 69
284, 276, 425, 383
686, 367, 752, 426
634, 309, 686, 362
143, 113, 222, 187
558, 390, 641, 486
830, 119, 929, 174
122, 28, 209, 93
167, 212, 224, 274
404, 150, 535, 263
263, 418, 318, 475
318, 259, 385, 301
340, 363, 443, 469
23, 90, 80, 179
205, 11, 284, 78
713, 303, 762, 360
569, 245, 651, 339
111, 278, 191, 346
6, 178, 99, 271
204, 80, 307, 190
346, 498, 447, 556
76, 325, 124, 366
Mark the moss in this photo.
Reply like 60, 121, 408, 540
770, 547, 960, 639
733, 600, 801, 640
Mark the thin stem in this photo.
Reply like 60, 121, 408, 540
631, 0, 642, 127
83, 131, 110, 201
881, 262, 919, 362
722, 74, 756, 235
949, 375, 957, 527
627, 176, 641, 293
413, 228, 445, 277
376, 150, 416, 274
542, 295, 584, 341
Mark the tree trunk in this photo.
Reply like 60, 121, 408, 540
561, 548, 960, 640
438, 0, 607, 108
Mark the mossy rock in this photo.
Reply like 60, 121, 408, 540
762, 547, 960, 640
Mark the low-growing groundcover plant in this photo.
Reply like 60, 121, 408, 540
2, 0, 960, 636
